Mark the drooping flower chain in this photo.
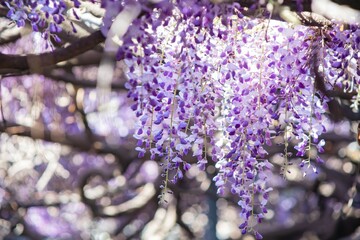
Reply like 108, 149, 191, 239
324, 25, 360, 110
118, 1, 340, 237
1, 0, 82, 47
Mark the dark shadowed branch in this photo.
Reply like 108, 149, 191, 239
0, 30, 105, 72
43, 69, 126, 89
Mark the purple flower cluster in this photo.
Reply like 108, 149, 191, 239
324, 25, 360, 110
117, 0, 337, 236
122, 0, 238, 203
1, 0, 81, 46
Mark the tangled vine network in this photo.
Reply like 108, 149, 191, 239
1, 0, 360, 238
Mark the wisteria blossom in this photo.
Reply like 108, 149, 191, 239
1, 0, 360, 238
1, 0, 82, 47
112, 1, 355, 237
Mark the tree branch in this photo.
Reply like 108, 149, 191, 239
43, 69, 126, 89
0, 30, 105, 72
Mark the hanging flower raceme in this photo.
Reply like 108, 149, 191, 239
119, 0, 336, 237
1, 0, 82, 47
324, 24, 360, 111
122, 0, 237, 203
